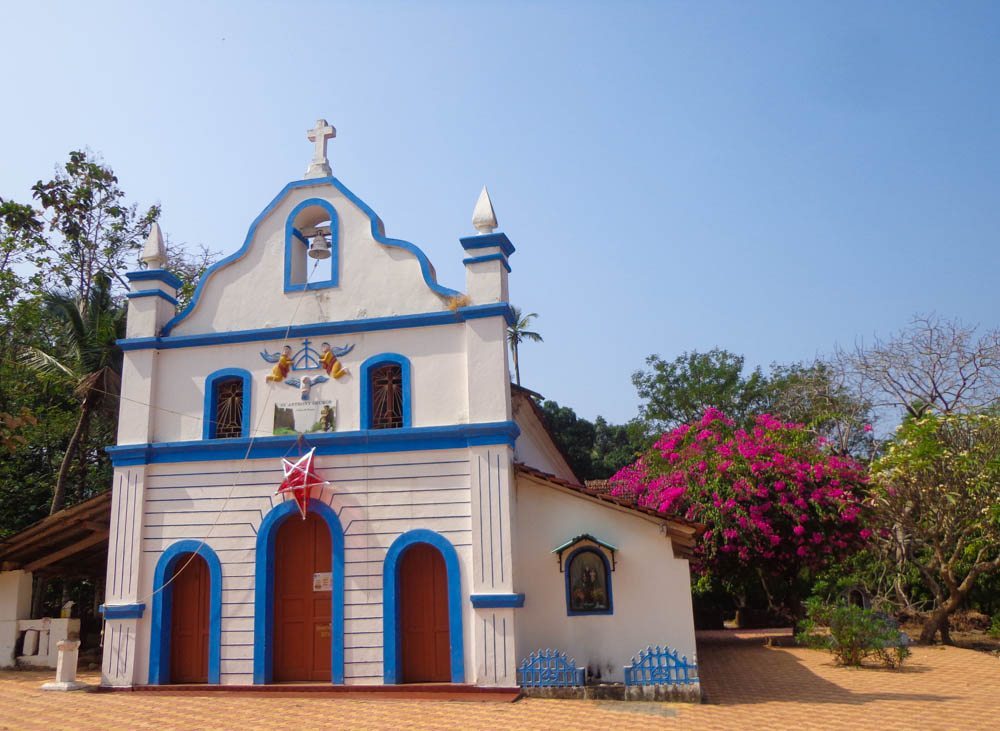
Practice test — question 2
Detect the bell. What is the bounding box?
[308,233,331,260]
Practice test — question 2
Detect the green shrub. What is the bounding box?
[990,614,1000,639]
[796,599,911,669]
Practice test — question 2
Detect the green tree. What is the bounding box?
[0,200,47,366]
[22,273,125,514]
[870,413,1000,643]
[32,150,159,301]
[539,400,596,480]
[632,349,771,435]
[591,416,643,478]
[507,307,542,387]
[537,401,643,482]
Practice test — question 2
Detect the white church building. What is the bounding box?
[99,120,701,689]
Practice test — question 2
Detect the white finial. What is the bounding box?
[140,222,167,269]
[305,119,336,178]
[472,186,498,234]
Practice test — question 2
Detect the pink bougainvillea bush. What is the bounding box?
[610,408,869,594]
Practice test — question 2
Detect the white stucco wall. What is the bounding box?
[512,397,578,483]
[171,181,450,336]
[513,475,698,682]
[135,324,475,443]
[102,447,520,687]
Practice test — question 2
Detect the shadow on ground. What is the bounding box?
[696,633,957,707]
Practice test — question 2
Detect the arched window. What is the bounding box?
[371,364,403,429]
[360,353,411,429]
[565,547,613,615]
[284,198,339,292]
[204,368,252,439]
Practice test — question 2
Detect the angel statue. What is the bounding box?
[320,342,353,378]
[263,345,293,382]
[284,374,329,400]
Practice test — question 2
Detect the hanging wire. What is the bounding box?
[117,259,325,605]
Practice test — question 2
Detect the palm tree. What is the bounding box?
[507,307,543,387]
[23,272,125,514]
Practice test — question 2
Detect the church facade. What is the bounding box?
[99,121,700,688]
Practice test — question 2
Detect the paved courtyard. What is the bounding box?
[0,634,996,730]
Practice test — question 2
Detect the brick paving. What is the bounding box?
[0,635,997,730]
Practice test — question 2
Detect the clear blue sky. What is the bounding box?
[2,2,998,423]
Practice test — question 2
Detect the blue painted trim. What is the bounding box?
[107,421,519,466]
[126,269,183,290]
[148,541,223,684]
[253,499,345,684]
[99,602,146,619]
[126,290,179,307]
[121,303,514,352]
[462,253,511,273]
[383,529,465,684]
[459,233,515,257]
[470,593,525,608]
[161,177,458,336]
[359,353,412,429]
[202,368,252,439]
[283,198,339,292]
[564,546,614,616]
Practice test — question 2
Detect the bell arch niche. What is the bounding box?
[284,198,340,291]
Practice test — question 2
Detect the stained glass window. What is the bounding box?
[214,378,244,438]
[370,364,403,429]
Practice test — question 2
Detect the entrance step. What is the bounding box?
[114,683,522,702]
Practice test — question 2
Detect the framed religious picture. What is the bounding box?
[565,548,613,615]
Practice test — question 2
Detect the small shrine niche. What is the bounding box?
[552,534,616,616]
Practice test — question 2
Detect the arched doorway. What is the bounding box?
[168,553,210,683]
[273,512,332,681]
[383,529,464,684]
[400,543,450,682]
[148,540,222,685]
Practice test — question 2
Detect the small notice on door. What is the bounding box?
[313,572,332,592]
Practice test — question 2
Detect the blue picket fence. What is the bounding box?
[623,646,698,687]
[517,649,586,688]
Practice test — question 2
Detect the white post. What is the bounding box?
[41,640,88,691]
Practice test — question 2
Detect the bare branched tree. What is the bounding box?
[769,361,876,458]
[836,314,1000,418]
[164,242,221,310]
[834,315,1000,627]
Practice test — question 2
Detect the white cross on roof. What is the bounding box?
[305,119,336,178]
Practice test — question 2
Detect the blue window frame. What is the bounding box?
[565,547,613,616]
[203,368,252,439]
[284,198,339,292]
[359,353,412,429]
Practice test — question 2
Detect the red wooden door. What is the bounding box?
[273,512,332,681]
[400,544,450,683]
[169,553,209,683]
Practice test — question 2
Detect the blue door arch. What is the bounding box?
[148,540,223,684]
[383,529,465,683]
[253,498,345,684]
